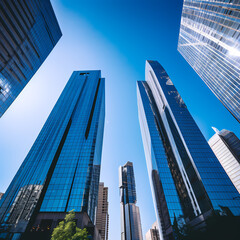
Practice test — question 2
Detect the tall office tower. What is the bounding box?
[137,60,240,240]
[119,162,143,240]
[209,128,240,194]
[178,0,240,122]
[0,71,105,240]
[145,221,160,240]
[0,0,62,117]
[96,182,109,240]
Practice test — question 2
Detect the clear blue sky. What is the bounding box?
[0,0,240,239]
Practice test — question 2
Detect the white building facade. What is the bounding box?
[209,129,240,194]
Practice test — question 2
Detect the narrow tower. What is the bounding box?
[119,162,143,240]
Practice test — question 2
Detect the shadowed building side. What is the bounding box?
[0,0,62,117]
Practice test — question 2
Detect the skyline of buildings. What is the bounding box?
[119,161,143,240]
[178,0,240,123]
[209,128,240,194]
[0,1,240,240]
[137,60,240,240]
[0,71,105,240]
[96,182,109,240]
[0,0,62,117]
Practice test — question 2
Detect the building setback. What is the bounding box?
[0,0,62,117]
[96,183,109,240]
[178,0,240,122]
[119,162,143,240]
[209,128,240,194]
[137,60,240,240]
[0,71,105,240]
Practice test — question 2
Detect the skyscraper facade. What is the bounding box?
[209,128,240,193]
[0,0,62,117]
[137,60,240,240]
[119,162,143,240]
[178,0,240,122]
[96,182,109,240]
[0,71,105,240]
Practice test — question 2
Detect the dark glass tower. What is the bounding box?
[119,162,143,240]
[0,71,105,240]
[137,60,240,240]
[0,0,62,117]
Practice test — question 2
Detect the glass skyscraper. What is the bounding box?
[178,0,240,122]
[209,128,240,193]
[0,71,105,240]
[0,0,62,117]
[119,162,143,240]
[137,60,240,240]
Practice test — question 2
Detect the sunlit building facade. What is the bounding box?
[178,0,240,122]
[96,183,109,240]
[0,71,105,240]
[145,221,160,240]
[119,162,143,240]
[0,0,62,117]
[137,60,240,240]
[209,128,240,194]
